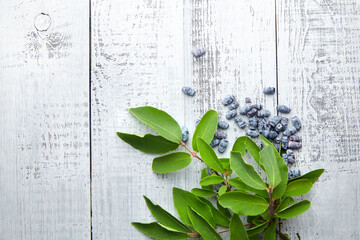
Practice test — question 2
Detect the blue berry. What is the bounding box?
[273,143,280,151]
[257,109,271,118]
[218,139,229,153]
[218,121,229,129]
[263,87,275,95]
[269,116,282,128]
[248,116,258,130]
[281,136,289,150]
[206,168,212,175]
[267,130,278,139]
[289,135,301,142]
[182,86,196,96]
[275,123,285,132]
[226,110,237,119]
[258,118,271,133]
[282,153,288,163]
[288,141,302,149]
[214,131,227,139]
[291,116,301,130]
[222,94,236,106]
[181,125,189,142]
[288,169,301,179]
[286,150,295,164]
[245,97,251,104]
[280,117,289,129]
[239,105,252,115]
[229,102,239,110]
[275,136,281,144]
[235,116,246,129]
[251,104,263,110]
[246,130,259,138]
[283,127,297,136]
[192,48,206,58]
[247,108,258,117]
[277,105,291,113]
[210,138,221,147]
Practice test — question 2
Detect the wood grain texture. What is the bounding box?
[91,0,276,239]
[0,1,90,239]
[277,0,360,238]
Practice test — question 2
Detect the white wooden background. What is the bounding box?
[1,0,360,239]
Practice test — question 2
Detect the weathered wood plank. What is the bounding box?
[91,0,277,239]
[277,0,360,238]
[91,1,186,239]
[0,1,90,239]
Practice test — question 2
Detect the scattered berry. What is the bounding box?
[235,116,246,129]
[281,136,289,150]
[222,94,236,106]
[263,87,275,95]
[247,108,258,117]
[248,116,258,130]
[245,97,252,104]
[286,150,295,164]
[210,138,221,147]
[288,169,301,179]
[251,104,262,110]
[229,102,239,110]
[182,87,196,96]
[269,116,282,128]
[288,141,302,149]
[246,130,259,138]
[218,121,229,129]
[280,117,289,129]
[257,109,271,118]
[291,116,301,130]
[192,48,206,58]
[277,105,291,113]
[214,131,227,139]
[239,105,252,115]
[226,110,237,120]
[289,135,301,142]
[181,125,189,142]
[218,139,229,153]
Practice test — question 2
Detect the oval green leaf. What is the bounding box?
[197,138,226,174]
[199,197,230,227]
[276,200,311,219]
[230,151,267,190]
[191,188,217,197]
[217,200,231,219]
[218,185,227,196]
[200,175,225,186]
[228,178,269,199]
[152,152,192,173]
[259,146,282,188]
[285,179,313,197]
[219,191,269,216]
[233,136,262,167]
[289,169,325,184]
[201,168,213,191]
[187,206,222,240]
[219,158,232,175]
[129,106,182,143]
[230,214,249,240]
[173,188,215,227]
[275,197,294,213]
[117,132,179,154]
[131,222,190,240]
[143,196,191,233]
[247,222,268,236]
[263,222,276,240]
[192,110,218,152]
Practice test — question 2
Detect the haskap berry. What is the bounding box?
[291,116,301,130]
[269,116,282,128]
[245,97,252,104]
[251,104,262,110]
[182,86,196,96]
[229,102,239,110]
[222,94,236,106]
[235,116,246,129]
[247,108,258,117]
[248,116,258,130]
[192,48,206,58]
[289,135,301,142]
[257,109,271,118]
[226,110,237,120]
[214,131,227,139]
[286,150,295,164]
[210,138,221,148]
[218,139,229,153]
[246,130,259,138]
[239,105,252,115]
[277,105,291,113]
[181,125,189,142]
[218,121,229,129]
[263,87,275,95]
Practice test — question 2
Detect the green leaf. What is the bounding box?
[152,152,192,173]
[187,206,222,240]
[285,179,313,197]
[219,158,232,175]
[143,196,191,233]
[276,200,311,219]
[116,132,179,154]
[218,185,227,196]
[191,188,217,197]
[173,188,215,227]
[219,191,269,216]
[289,169,325,184]
[217,200,231,218]
[230,214,249,240]
[275,197,294,213]
[259,146,281,188]
[263,222,276,240]
[247,222,268,236]
[199,197,230,227]
[200,175,225,186]
[192,110,218,152]
[232,136,262,167]
[197,138,226,174]
[129,106,182,143]
[201,168,213,191]
[131,222,190,240]
[228,178,269,199]
[230,151,267,190]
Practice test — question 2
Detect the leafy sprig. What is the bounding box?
[118,106,324,240]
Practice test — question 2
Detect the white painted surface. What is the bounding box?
[0,1,90,239]
[1,0,360,239]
